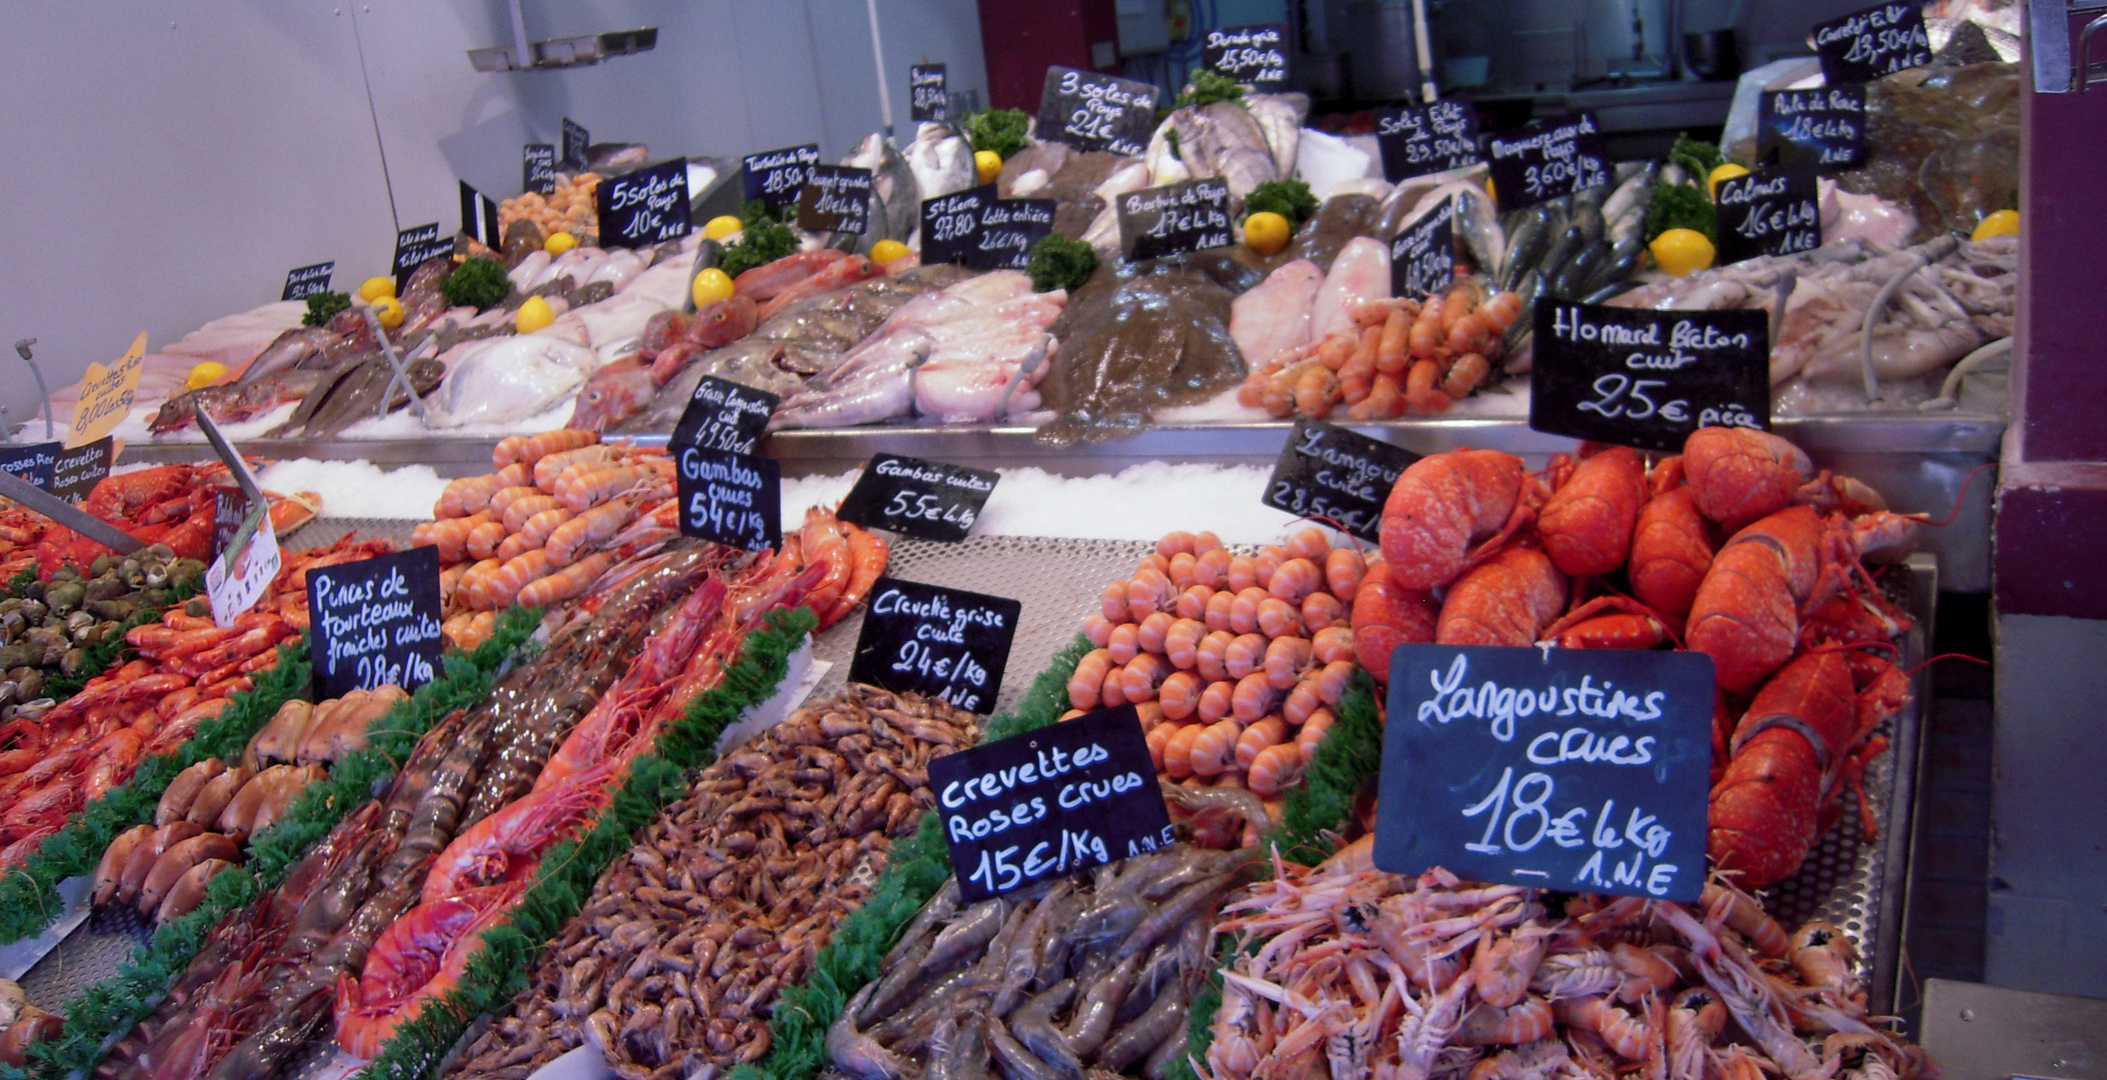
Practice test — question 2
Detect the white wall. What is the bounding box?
[0,0,986,426]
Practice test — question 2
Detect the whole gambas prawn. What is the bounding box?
[1349,427,1925,889]
[0,537,384,869]
[1205,848,1933,1080]
[92,546,726,1080]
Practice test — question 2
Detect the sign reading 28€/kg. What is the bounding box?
[1263,419,1420,544]
[675,446,781,551]
[306,546,445,699]
[837,454,998,542]
[928,703,1173,902]
[850,577,1020,715]
[1374,645,1713,901]
[1530,303,1770,452]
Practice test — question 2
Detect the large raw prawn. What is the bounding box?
[333,881,527,1058]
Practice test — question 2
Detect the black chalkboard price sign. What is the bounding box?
[911,63,949,122]
[850,576,1021,715]
[1530,303,1770,452]
[596,158,691,249]
[975,198,1056,270]
[1390,197,1456,301]
[523,143,557,195]
[1203,23,1289,85]
[281,261,335,302]
[1117,178,1234,261]
[1486,114,1610,211]
[838,454,999,543]
[675,445,781,551]
[921,185,994,267]
[51,438,113,503]
[307,545,445,699]
[392,223,451,291]
[672,375,779,455]
[459,180,502,248]
[561,118,590,171]
[1263,419,1420,544]
[1715,168,1821,265]
[1374,645,1713,901]
[1757,86,1866,169]
[797,165,875,235]
[1036,66,1161,157]
[1377,98,1483,183]
[743,144,822,209]
[0,443,57,492]
[928,703,1174,902]
[1813,2,1931,85]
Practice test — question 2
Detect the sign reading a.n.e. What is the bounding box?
[1036,66,1160,157]
[1117,179,1234,262]
[1374,645,1713,901]
[1203,23,1289,85]
[596,158,692,248]
[1812,2,1931,85]
[849,576,1020,714]
[1485,114,1610,211]
[1714,168,1821,265]
[307,546,444,699]
[1262,419,1420,544]
[928,704,1173,902]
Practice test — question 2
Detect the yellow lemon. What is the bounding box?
[1708,163,1750,199]
[974,150,1003,184]
[692,267,734,307]
[372,296,405,330]
[869,239,911,265]
[358,276,396,302]
[184,362,227,391]
[544,230,578,255]
[704,214,744,241]
[1486,177,1496,205]
[515,295,555,334]
[1243,211,1292,256]
[1972,209,2019,241]
[1649,228,1716,277]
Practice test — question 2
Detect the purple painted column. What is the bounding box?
[1994,12,2107,618]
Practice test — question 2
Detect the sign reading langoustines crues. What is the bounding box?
[1376,99,1483,183]
[849,576,1020,714]
[1036,66,1161,157]
[1714,167,1821,265]
[1263,419,1420,544]
[929,703,1173,902]
[307,545,445,699]
[1374,645,1713,901]
[1758,86,1866,168]
[1203,23,1289,85]
[671,375,779,455]
[674,445,781,551]
[797,165,875,235]
[1485,113,1610,211]
[282,262,335,302]
[1812,1,1931,85]
[911,63,949,123]
[837,453,998,543]
[1390,197,1456,301]
[1117,178,1234,261]
[743,144,822,209]
[596,158,691,249]
[1529,303,1770,452]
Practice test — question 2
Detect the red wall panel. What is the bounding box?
[977,0,1120,111]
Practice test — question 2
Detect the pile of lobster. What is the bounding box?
[34,464,319,579]
[1352,427,1920,888]
[0,535,390,869]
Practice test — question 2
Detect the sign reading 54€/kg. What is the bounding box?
[849,577,1020,715]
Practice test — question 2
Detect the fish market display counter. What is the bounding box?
[116,412,2005,590]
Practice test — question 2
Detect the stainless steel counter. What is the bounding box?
[119,413,2004,590]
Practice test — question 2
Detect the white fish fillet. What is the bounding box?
[163,301,308,369]
[1309,238,1392,340]
[1231,260,1324,368]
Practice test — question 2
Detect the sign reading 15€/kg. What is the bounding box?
[307,545,444,699]
[849,577,1020,714]
[675,446,781,551]
[928,703,1173,902]
[1374,645,1713,901]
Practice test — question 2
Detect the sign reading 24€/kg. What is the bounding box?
[850,576,1020,714]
